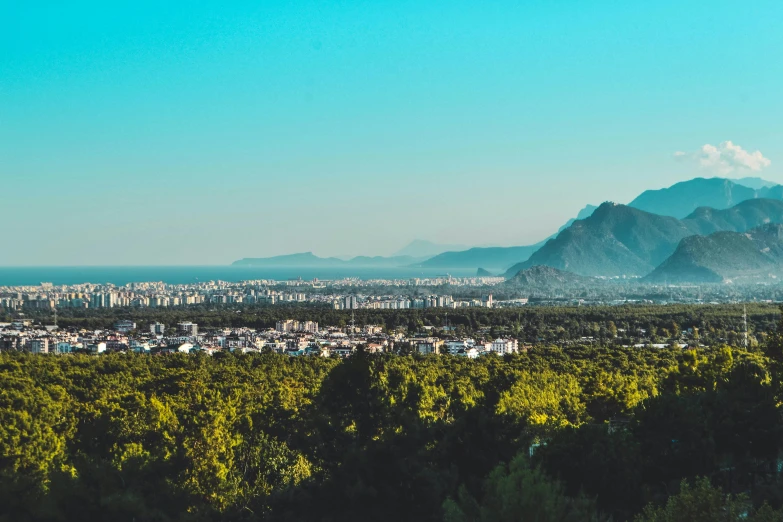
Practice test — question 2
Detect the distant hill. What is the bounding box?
[505,265,594,288]
[732,177,778,190]
[392,240,469,259]
[416,243,546,271]
[504,198,783,278]
[629,177,763,218]
[416,204,598,271]
[476,268,494,277]
[502,266,600,297]
[233,252,424,267]
[646,223,783,283]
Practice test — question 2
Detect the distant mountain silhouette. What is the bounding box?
[415,244,546,271]
[392,240,469,259]
[233,252,425,267]
[417,205,598,271]
[628,177,765,218]
[555,204,599,234]
[732,177,778,190]
[646,223,783,283]
[233,178,783,281]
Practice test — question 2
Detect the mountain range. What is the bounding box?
[233,177,783,283]
[505,198,783,278]
[412,204,598,271]
[628,177,783,218]
[232,252,427,268]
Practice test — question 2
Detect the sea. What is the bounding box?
[0,266,479,287]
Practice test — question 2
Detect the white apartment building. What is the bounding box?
[490,338,518,355]
[178,322,199,337]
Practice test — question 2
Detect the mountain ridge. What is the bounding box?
[628,177,783,218]
[646,223,783,283]
[504,198,783,278]
[232,252,426,268]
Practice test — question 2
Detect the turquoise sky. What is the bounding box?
[2,0,782,265]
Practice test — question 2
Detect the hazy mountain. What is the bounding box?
[505,198,783,278]
[556,204,599,234]
[347,255,428,266]
[646,223,783,283]
[476,268,494,277]
[233,252,424,267]
[732,177,778,190]
[629,177,760,218]
[417,204,598,271]
[392,240,469,258]
[759,185,783,199]
[685,198,783,235]
[416,244,546,271]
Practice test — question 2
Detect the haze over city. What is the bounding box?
[3,0,782,265]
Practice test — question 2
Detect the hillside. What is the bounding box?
[504,265,596,293]
[645,223,783,283]
[554,204,599,234]
[505,203,697,277]
[685,198,783,235]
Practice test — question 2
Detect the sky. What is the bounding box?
[2,0,783,265]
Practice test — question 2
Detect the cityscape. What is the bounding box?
[0,276,509,312]
[0,314,523,358]
[4,1,783,521]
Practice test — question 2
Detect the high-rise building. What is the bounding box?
[114,320,137,333]
[276,320,295,333]
[300,321,318,333]
[150,322,166,335]
[90,293,104,308]
[29,338,49,354]
[178,322,198,337]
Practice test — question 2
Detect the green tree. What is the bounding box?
[443,454,606,522]
[635,477,783,522]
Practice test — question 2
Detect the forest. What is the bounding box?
[6,324,783,521]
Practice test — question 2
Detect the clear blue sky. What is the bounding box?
[2,0,782,265]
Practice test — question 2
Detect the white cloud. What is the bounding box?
[677,141,771,174]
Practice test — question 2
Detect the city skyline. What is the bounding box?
[3,0,782,265]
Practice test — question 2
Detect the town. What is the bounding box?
[0,277,516,311]
[0,316,520,358]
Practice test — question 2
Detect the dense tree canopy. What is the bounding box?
[3,337,783,521]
